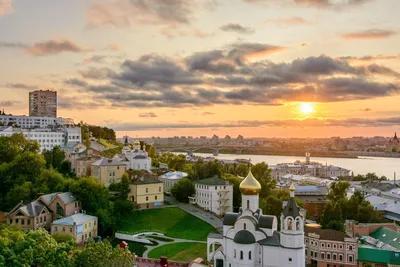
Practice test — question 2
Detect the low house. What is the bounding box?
[158,171,188,194]
[189,176,233,216]
[91,157,127,186]
[7,201,52,230]
[305,225,358,267]
[51,213,98,243]
[128,176,164,209]
[37,192,80,220]
[294,185,328,221]
[75,155,101,177]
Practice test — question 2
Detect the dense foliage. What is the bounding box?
[78,122,116,141]
[0,225,135,267]
[170,178,195,203]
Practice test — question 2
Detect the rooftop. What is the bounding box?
[305,226,351,241]
[92,157,126,167]
[132,176,163,185]
[159,171,188,180]
[370,227,400,250]
[52,213,97,226]
[39,192,77,205]
[196,176,229,186]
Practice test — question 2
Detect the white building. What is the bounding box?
[0,115,73,128]
[207,171,305,267]
[0,126,81,152]
[113,137,152,171]
[64,127,82,144]
[158,171,188,194]
[189,176,233,216]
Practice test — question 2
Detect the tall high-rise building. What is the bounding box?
[29,90,57,118]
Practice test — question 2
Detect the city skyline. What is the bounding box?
[1,0,400,138]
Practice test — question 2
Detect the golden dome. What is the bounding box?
[240,170,262,195]
[134,140,140,145]
[289,183,295,192]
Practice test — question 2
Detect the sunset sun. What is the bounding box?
[300,103,314,114]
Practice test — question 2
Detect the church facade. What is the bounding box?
[113,136,152,171]
[207,171,305,267]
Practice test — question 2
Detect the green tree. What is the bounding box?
[148,146,157,158]
[35,169,67,194]
[43,146,66,170]
[251,163,276,198]
[223,174,242,208]
[73,240,135,267]
[171,178,195,203]
[320,202,344,231]
[327,181,350,203]
[5,181,34,209]
[235,164,249,177]
[109,175,131,200]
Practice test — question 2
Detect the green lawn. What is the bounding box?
[98,138,119,149]
[111,239,150,257]
[118,207,218,241]
[148,242,207,262]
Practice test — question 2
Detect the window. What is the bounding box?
[247,200,250,209]
[322,243,325,247]
[244,223,246,230]
[234,249,236,258]
[333,254,337,260]
[321,253,325,259]
[63,227,65,232]
[21,219,25,225]
[44,216,46,222]
[146,188,148,193]
[70,227,72,233]
[349,245,353,251]
[27,219,30,225]
[55,226,58,232]
[333,244,337,249]
[349,255,353,262]
[155,196,158,200]
[40,217,42,223]
[146,196,148,201]
[240,251,243,260]
[289,258,292,262]
[215,186,217,190]
[339,244,343,249]
[249,251,252,260]
[75,202,78,208]
[339,254,343,261]
[159,187,161,192]
[327,253,331,260]
[327,244,331,248]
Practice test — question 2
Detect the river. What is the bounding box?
[180,152,400,179]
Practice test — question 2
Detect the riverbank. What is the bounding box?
[169,148,358,159]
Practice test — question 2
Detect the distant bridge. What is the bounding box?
[156,145,257,156]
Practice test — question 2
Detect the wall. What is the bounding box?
[93,165,126,185]
[129,183,164,209]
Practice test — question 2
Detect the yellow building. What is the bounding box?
[51,213,98,243]
[91,158,127,186]
[128,176,164,209]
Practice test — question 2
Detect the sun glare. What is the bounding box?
[300,103,314,114]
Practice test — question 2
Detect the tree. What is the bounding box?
[43,146,66,170]
[251,163,276,198]
[73,240,135,267]
[320,202,344,231]
[5,182,33,209]
[148,146,157,158]
[52,232,74,243]
[35,169,67,194]
[109,175,131,200]
[327,181,349,203]
[171,178,195,203]
[224,174,242,209]
[235,164,249,177]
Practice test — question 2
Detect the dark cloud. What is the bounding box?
[83,55,107,64]
[339,55,400,61]
[64,78,89,87]
[4,83,38,90]
[341,29,397,40]
[245,0,373,8]
[109,116,400,131]
[26,40,89,56]
[220,23,255,34]
[87,0,209,28]
[363,64,400,78]
[138,112,158,118]
[58,95,105,110]
[0,42,27,49]
[0,100,19,107]
[79,67,115,80]
[186,50,235,74]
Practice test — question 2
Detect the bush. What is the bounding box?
[52,232,74,243]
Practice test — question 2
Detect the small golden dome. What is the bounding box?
[134,140,140,145]
[240,170,262,195]
[289,183,295,192]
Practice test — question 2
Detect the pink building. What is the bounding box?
[37,192,80,220]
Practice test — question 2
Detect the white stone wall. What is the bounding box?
[195,183,233,216]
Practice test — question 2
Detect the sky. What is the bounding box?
[1,0,400,138]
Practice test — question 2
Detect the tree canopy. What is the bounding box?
[171,178,195,203]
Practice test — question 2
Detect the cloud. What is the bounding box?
[87,0,201,28]
[64,78,89,87]
[245,0,373,8]
[339,54,400,62]
[4,83,38,90]
[79,67,115,80]
[0,42,27,49]
[83,55,107,64]
[220,23,255,34]
[25,40,89,56]
[109,116,400,131]
[363,64,400,78]
[0,100,19,107]
[138,112,158,118]
[361,108,372,112]
[265,17,309,26]
[341,29,397,40]
[228,43,286,60]
[0,0,12,16]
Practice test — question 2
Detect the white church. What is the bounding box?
[113,136,152,171]
[207,171,305,267]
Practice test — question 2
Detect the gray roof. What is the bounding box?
[134,155,148,159]
[258,231,281,247]
[234,230,256,244]
[283,197,300,218]
[196,176,229,186]
[39,192,76,205]
[132,176,163,185]
[9,201,48,217]
[92,157,126,166]
[223,212,238,226]
[52,213,97,226]
[259,215,275,229]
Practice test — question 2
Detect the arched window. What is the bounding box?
[247,200,250,209]
[244,223,247,230]
[296,220,301,230]
[249,251,252,260]
[234,249,236,258]
[240,251,243,260]
[287,218,293,230]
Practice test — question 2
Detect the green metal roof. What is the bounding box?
[358,246,400,264]
[196,176,228,186]
[370,227,400,250]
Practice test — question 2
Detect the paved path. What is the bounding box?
[165,196,223,232]
[142,236,206,258]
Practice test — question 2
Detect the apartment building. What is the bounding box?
[29,90,57,117]
[51,213,98,243]
[189,176,233,216]
[75,155,101,177]
[7,201,52,230]
[0,115,73,128]
[128,176,164,209]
